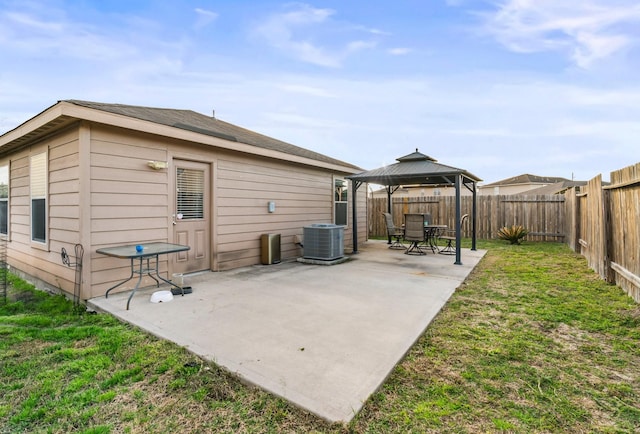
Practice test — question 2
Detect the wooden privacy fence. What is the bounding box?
[569,163,640,302]
[368,161,640,303]
[368,194,566,242]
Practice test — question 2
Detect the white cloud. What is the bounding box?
[0,1,192,84]
[346,40,377,52]
[252,4,338,67]
[262,111,349,129]
[0,13,136,61]
[550,120,640,140]
[354,25,391,36]
[443,128,512,137]
[0,5,159,61]
[572,31,627,67]
[278,83,337,98]
[194,8,218,29]
[2,66,637,183]
[564,87,640,106]
[481,0,640,68]
[4,11,64,32]
[1,1,638,185]
[252,3,379,67]
[388,47,412,55]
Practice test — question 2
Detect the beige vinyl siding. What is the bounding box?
[8,155,29,242]
[213,151,366,270]
[49,139,80,243]
[4,121,363,300]
[6,128,80,296]
[89,126,170,297]
[215,155,356,270]
[1,102,366,303]
[48,133,81,296]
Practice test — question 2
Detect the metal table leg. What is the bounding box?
[105,257,135,299]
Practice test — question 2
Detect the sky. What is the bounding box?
[1,0,639,184]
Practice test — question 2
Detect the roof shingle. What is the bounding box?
[65,100,361,170]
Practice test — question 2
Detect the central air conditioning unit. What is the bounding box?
[303,223,344,260]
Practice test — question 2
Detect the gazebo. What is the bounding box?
[346,149,482,265]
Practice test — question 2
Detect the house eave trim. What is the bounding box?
[1,101,358,174]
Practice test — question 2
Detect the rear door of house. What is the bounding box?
[172,159,211,274]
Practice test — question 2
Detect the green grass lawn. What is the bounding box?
[1,241,639,433]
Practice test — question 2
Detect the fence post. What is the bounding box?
[602,189,615,283]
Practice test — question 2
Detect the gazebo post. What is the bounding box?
[346,149,482,262]
[386,186,393,244]
[454,174,462,265]
[351,180,361,254]
[471,181,477,251]
[351,181,360,254]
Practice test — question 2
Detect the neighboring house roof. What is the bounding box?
[482,174,570,187]
[0,100,361,173]
[520,180,588,195]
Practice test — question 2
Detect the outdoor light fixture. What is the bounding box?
[147,161,169,170]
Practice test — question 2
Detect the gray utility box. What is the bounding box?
[261,233,281,265]
[303,223,344,260]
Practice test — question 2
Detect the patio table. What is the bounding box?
[97,242,190,310]
[424,224,447,253]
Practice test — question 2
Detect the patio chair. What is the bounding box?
[438,213,469,255]
[383,212,405,249]
[404,213,427,255]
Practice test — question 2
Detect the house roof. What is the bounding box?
[520,180,586,195]
[347,149,481,186]
[0,100,361,173]
[482,173,570,187]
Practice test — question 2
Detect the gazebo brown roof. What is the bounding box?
[347,149,482,264]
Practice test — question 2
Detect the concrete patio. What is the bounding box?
[88,240,486,423]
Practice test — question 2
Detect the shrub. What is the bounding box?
[497,225,528,245]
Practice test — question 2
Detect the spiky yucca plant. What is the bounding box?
[497,225,528,245]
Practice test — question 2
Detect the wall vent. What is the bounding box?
[303,224,344,260]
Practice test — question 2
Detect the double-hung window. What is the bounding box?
[0,165,8,236]
[31,152,47,243]
[334,178,348,226]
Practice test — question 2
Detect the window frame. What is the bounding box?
[176,166,205,220]
[333,176,348,227]
[0,163,8,238]
[30,152,48,246]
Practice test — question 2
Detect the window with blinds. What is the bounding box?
[0,165,8,235]
[30,152,47,243]
[176,167,204,220]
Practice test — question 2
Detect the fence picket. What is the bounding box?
[367,165,640,304]
[368,194,566,241]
